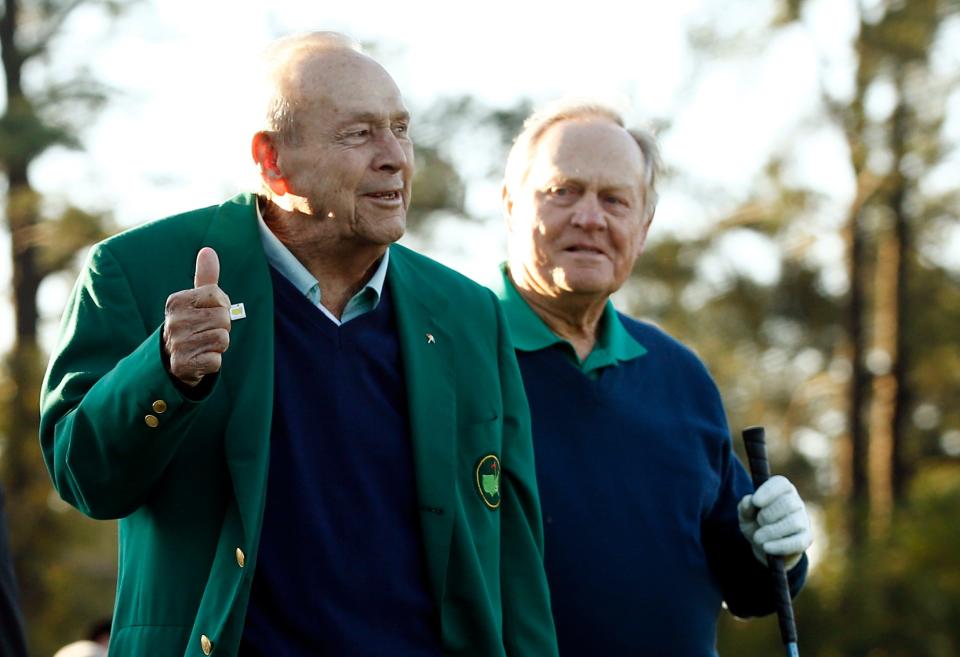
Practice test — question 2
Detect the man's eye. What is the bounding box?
[604,195,628,206]
[548,186,570,196]
[393,123,409,136]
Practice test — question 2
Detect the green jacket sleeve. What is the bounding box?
[40,242,214,520]
[492,290,560,657]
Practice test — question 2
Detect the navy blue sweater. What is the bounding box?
[239,268,442,657]
[517,314,806,657]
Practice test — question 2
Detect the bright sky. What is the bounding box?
[5,0,958,355]
[37,0,717,222]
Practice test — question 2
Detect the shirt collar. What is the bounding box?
[255,199,388,305]
[493,263,647,372]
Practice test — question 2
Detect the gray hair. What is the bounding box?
[503,100,662,220]
[260,31,363,145]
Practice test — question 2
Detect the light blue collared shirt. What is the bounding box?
[256,202,389,325]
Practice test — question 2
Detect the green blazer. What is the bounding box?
[40,194,558,657]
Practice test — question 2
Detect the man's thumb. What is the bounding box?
[194,247,220,288]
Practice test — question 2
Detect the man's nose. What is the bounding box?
[571,194,606,230]
[374,129,409,173]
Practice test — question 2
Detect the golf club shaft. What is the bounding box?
[742,426,799,657]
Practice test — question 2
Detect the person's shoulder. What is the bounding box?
[616,313,691,354]
[98,201,223,254]
[616,312,713,376]
[616,313,728,423]
[390,243,494,301]
[88,195,256,278]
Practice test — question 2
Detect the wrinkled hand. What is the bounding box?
[737,475,812,570]
[162,248,231,387]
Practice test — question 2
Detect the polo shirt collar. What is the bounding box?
[493,264,646,372]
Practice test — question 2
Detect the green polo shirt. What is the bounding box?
[493,265,647,377]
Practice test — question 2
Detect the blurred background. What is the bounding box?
[1,0,958,654]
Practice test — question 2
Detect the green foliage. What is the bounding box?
[0,98,79,170]
[408,144,466,229]
[402,96,535,237]
[35,204,113,276]
[417,97,532,191]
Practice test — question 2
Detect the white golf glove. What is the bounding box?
[737,475,812,570]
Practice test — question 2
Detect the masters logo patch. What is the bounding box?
[475,454,502,509]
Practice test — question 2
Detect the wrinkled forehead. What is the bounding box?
[527,119,646,189]
[283,49,407,118]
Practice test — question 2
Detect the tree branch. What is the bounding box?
[19,0,89,62]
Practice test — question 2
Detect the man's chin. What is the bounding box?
[370,216,406,246]
[349,210,406,244]
[553,269,617,296]
[382,214,406,243]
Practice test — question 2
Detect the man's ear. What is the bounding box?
[252,131,289,196]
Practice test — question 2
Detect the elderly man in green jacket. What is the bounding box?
[40,32,557,657]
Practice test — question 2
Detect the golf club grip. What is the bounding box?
[742,426,800,655]
[743,426,771,490]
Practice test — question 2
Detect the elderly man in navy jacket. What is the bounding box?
[494,101,814,657]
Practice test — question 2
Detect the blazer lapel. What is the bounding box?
[387,245,456,603]
[200,193,275,553]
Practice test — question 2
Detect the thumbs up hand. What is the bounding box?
[162,247,232,387]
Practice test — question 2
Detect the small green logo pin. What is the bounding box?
[475,454,501,509]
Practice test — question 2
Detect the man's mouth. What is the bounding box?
[365,190,402,201]
[565,245,605,254]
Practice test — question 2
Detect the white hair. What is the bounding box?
[259,31,364,145]
[503,99,662,220]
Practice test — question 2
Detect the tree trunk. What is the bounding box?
[3,115,59,650]
[846,201,871,548]
[1,0,69,642]
[867,217,898,535]
[889,76,911,505]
